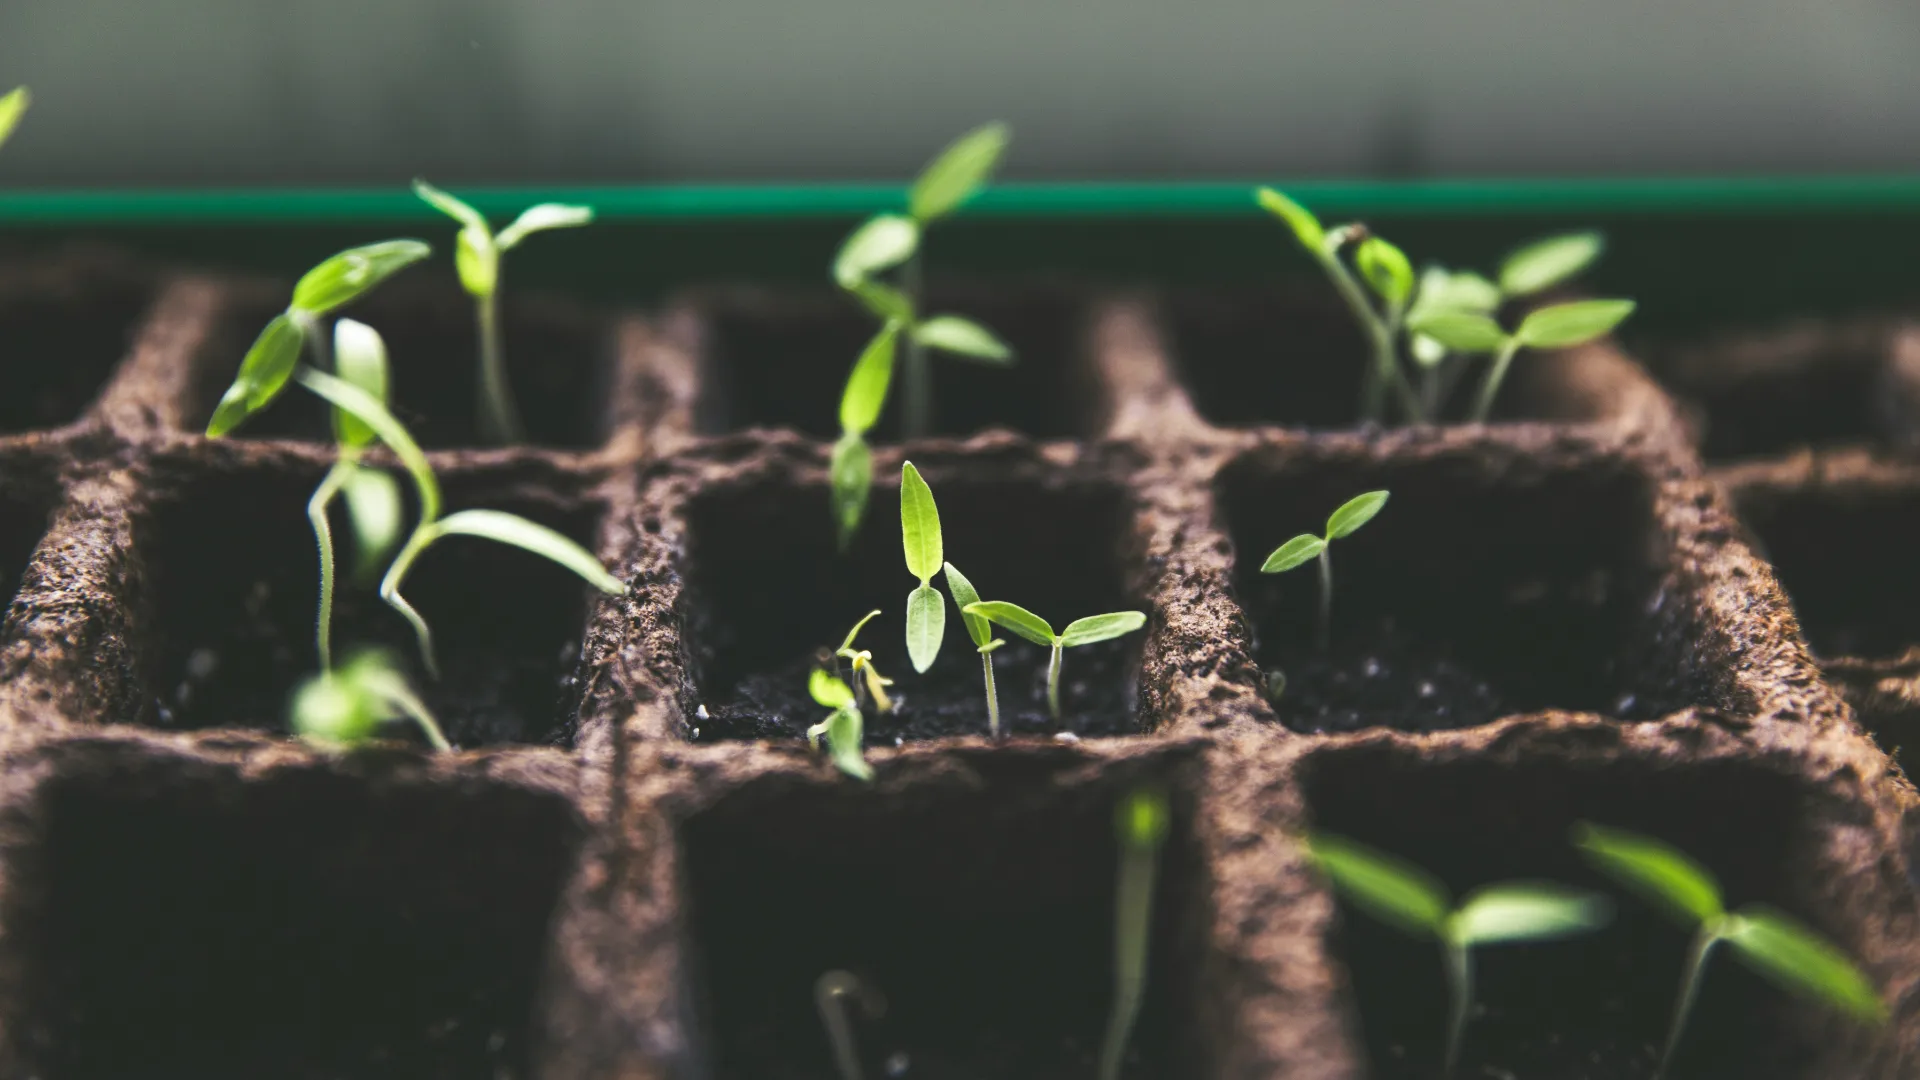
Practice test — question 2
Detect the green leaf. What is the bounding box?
[1410,334,1448,368]
[847,278,915,323]
[1261,534,1325,574]
[295,367,441,522]
[909,122,1010,221]
[830,432,873,550]
[496,203,593,249]
[1500,231,1604,297]
[1572,822,1724,925]
[1305,832,1449,937]
[411,178,489,233]
[834,214,920,287]
[290,669,381,748]
[1255,187,1325,251]
[962,601,1055,647]
[839,609,883,654]
[208,312,306,436]
[1724,908,1886,1023]
[943,561,993,648]
[810,668,857,709]
[1515,299,1636,350]
[1407,310,1508,354]
[341,465,403,577]
[913,316,1013,364]
[1059,611,1147,648]
[454,226,498,296]
[899,461,942,583]
[906,584,946,674]
[1116,787,1171,851]
[839,322,900,435]
[430,509,626,595]
[1326,490,1389,539]
[290,240,432,316]
[330,318,390,449]
[824,705,874,781]
[1356,237,1414,308]
[1412,266,1501,317]
[1450,884,1613,946]
[0,87,28,151]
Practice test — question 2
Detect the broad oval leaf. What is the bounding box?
[1059,611,1147,648]
[1500,231,1604,297]
[962,600,1055,647]
[834,214,920,287]
[910,122,1010,222]
[430,508,627,595]
[1356,237,1414,308]
[913,315,1013,364]
[290,670,381,748]
[1412,266,1501,318]
[331,318,390,449]
[207,312,306,436]
[295,367,441,522]
[1724,908,1886,1023]
[1326,490,1389,539]
[454,226,498,296]
[0,87,28,151]
[825,705,874,781]
[906,583,946,673]
[840,322,901,434]
[1572,822,1723,925]
[341,465,403,575]
[899,461,943,583]
[412,178,489,233]
[1255,187,1325,251]
[497,203,594,249]
[1450,883,1613,946]
[1117,787,1171,851]
[291,239,432,316]
[831,432,873,550]
[1407,310,1508,354]
[810,668,857,709]
[1306,832,1449,937]
[848,278,915,323]
[1515,299,1635,350]
[943,561,993,648]
[1261,534,1325,574]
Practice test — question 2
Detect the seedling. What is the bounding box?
[831,322,901,549]
[1574,823,1885,1078]
[289,647,449,751]
[1306,831,1613,1077]
[834,609,895,714]
[413,180,594,444]
[1411,296,1636,422]
[807,669,873,782]
[1100,786,1171,1080]
[962,601,1146,721]
[899,461,948,674]
[1261,490,1389,650]
[815,969,885,1080]
[0,86,29,153]
[942,560,1006,737]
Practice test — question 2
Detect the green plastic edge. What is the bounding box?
[3,176,1920,225]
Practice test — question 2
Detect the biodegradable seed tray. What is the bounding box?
[0,245,1911,1080]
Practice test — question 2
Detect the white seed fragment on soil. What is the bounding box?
[1362,656,1383,678]
[1053,731,1081,743]
[885,1051,910,1076]
[696,703,709,720]
[186,647,219,680]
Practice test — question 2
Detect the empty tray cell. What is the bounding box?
[134,459,605,746]
[10,756,579,1080]
[1217,443,1713,733]
[677,461,1144,741]
[0,251,157,432]
[677,752,1208,1079]
[691,287,1091,440]
[0,467,56,619]
[192,282,613,450]
[1302,743,1874,1079]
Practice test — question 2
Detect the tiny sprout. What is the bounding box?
[807,669,873,782]
[414,179,593,444]
[899,462,948,674]
[1261,489,1388,650]
[835,609,895,714]
[1574,823,1885,1078]
[961,601,1146,721]
[1410,296,1636,423]
[0,86,29,152]
[290,648,449,752]
[815,969,885,1080]
[942,560,1005,737]
[1100,786,1171,1080]
[1307,831,1612,1077]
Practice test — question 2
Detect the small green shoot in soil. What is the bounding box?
[835,609,895,714]
[815,969,885,1080]
[1574,822,1885,1078]
[807,669,873,782]
[414,179,593,444]
[899,461,948,674]
[1307,830,1612,1077]
[832,321,901,549]
[1261,490,1388,650]
[0,86,29,152]
[1101,785,1171,1080]
[290,647,449,752]
[1411,295,1636,423]
[962,601,1146,721]
[942,560,1005,737]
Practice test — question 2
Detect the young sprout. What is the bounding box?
[1100,786,1171,1080]
[899,461,948,674]
[835,609,895,714]
[413,180,593,444]
[290,648,449,751]
[0,86,29,152]
[1573,823,1885,1078]
[831,322,901,549]
[1410,296,1636,423]
[814,969,885,1080]
[1307,831,1613,1077]
[961,601,1146,721]
[807,669,873,782]
[942,560,1005,737]
[1261,490,1388,650]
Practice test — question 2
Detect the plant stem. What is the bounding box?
[1099,828,1162,1080]
[1471,337,1524,423]
[982,650,1001,738]
[1047,640,1064,721]
[1443,941,1472,1079]
[1316,545,1333,651]
[1318,246,1419,423]
[814,971,872,1080]
[901,252,931,439]
[1655,927,1723,1080]
[307,460,354,672]
[384,675,452,752]
[380,525,443,679]
[475,288,524,444]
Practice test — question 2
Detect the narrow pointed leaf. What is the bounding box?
[906,584,946,673]
[839,322,899,434]
[341,465,403,575]
[899,461,942,583]
[1451,884,1613,946]
[810,668,857,710]
[839,609,883,654]
[0,87,28,151]
[848,278,915,323]
[1515,299,1635,350]
[1500,231,1604,297]
[831,432,873,550]
[412,178,489,233]
[943,562,992,648]
[913,315,1013,364]
[497,203,593,250]
[331,318,390,449]
[825,706,874,781]
[1306,832,1449,937]
[1573,822,1724,925]
[1261,534,1325,574]
[910,122,1010,221]
[208,312,304,436]
[295,367,440,520]
[1326,490,1389,539]
[834,214,920,287]
[1356,236,1414,308]
[962,601,1055,647]
[1725,908,1886,1023]
[1255,187,1325,251]
[1407,310,1508,354]
[430,509,626,595]
[1060,611,1147,648]
[290,240,432,316]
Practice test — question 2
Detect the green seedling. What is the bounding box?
[962,601,1146,721]
[942,560,1005,737]
[290,647,449,751]
[1410,296,1635,423]
[899,461,948,674]
[815,969,885,1080]
[834,609,895,714]
[807,669,873,781]
[1261,490,1388,650]
[0,87,29,152]
[1100,786,1171,1080]
[413,180,593,444]
[831,321,902,549]
[1307,831,1613,1077]
[1574,823,1885,1077]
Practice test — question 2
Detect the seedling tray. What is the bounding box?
[0,182,1914,1079]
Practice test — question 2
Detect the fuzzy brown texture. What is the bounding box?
[0,258,1905,1078]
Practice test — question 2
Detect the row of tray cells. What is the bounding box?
[0,737,1871,1079]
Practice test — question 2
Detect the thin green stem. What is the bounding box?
[1047,640,1063,721]
[1419,363,1441,419]
[307,459,355,672]
[1318,246,1419,423]
[814,971,872,1080]
[1443,941,1473,1079]
[1655,927,1723,1080]
[1471,337,1525,423]
[982,650,1001,738]
[1316,545,1333,651]
[475,288,523,444]
[901,252,931,439]
[1099,837,1162,1080]
[380,524,442,679]
[383,676,452,752]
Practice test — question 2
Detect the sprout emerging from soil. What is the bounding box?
[1307,831,1613,1078]
[807,669,873,782]
[835,609,895,714]
[1101,785,1171,1080]
[832,322,901,549]
[413,179,593,444]
[942,560,1005,737]
[1261,489,1389,650]
[1574,822,1886,1078]
[961,601,1146,721]
[899,461,948,674]
[290,647,449,752]
[815,969,885,1080]
[1411,296,1636,423]
[0,86,29,152]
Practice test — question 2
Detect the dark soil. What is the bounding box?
[0,474,55,619]
[0,250,157,432]
[1262,626,1508,734]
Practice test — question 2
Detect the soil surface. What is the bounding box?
[0,248,157,432]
